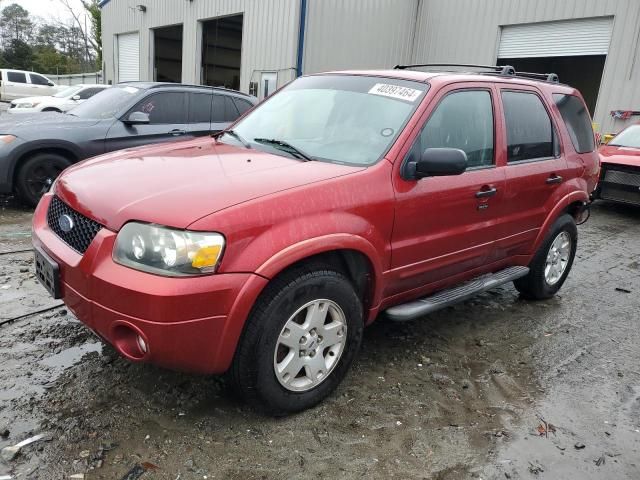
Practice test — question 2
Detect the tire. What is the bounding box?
[15,153,72,207]
[229,265,364,415]
[514,214,578,300]
[42,108,62,113]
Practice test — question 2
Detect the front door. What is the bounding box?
[496,87,571,257]
[388,85,506,297]
[105,91,188,152]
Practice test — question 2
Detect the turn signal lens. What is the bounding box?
[0,135,16,144]
[191,245,223,270]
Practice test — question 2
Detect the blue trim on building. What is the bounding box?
[296,0,307,77]
[98,0,111,7]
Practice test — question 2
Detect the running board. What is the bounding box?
[385,266,530,322]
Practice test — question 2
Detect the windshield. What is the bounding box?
[609,125,640,148]
[53,85,83,98]
[68,85,140,119]
[229,75,428,165]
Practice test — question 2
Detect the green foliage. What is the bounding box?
[0,2,102,74]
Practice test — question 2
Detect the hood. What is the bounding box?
[56,137,363,231]
[0,112,99,132]
[599,144,640,168]
[11,95,56,104]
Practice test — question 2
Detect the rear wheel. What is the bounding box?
[15,153,71,207]
[229,265,363,415]
[514,214,577,300]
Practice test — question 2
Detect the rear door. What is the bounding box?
[496,86,571,257]
[104,91,188,152]
[389,84,507,296]
[186,91,213,137]
[3,71,31,100]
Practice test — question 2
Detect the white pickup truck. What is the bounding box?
[0,69,60,102]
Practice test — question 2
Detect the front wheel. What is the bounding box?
[229,266,363,415]
[514,214,578,300]
[15,153,71,207]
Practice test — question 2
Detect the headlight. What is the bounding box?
[113,223,225,276]
[0,135,16,144]
[16,102,37,108]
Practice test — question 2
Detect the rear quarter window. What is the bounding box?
[553,94,595,153]
[7,72,27,83]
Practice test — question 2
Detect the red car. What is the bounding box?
[595,124,640,206]
[32,66,599,414]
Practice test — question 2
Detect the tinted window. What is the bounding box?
[553,94,595,153]
[7,72,27,83]
[133,92,187,124]
[188,93,212,124]
[502,91,554,162]
[415,90,494,168]
[30,74,49,85]
[212,95,239,122]
[233,98,253,116]
[77,87,105,100]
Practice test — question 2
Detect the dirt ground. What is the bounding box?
[0,195,638,479]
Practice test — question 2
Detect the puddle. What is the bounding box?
[40,342,103,376]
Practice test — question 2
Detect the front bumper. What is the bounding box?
[32,194,268,374]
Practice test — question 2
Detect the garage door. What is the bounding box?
[498,17,613,58]
[118,32,140,82]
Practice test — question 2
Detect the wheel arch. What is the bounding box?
[11,143,80,188]
[531,191,588,254]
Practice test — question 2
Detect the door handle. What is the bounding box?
[546,174,563,185]
[475,186,497,198]
[169,129,186,136]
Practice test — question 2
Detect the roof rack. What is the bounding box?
[393,63,559,84]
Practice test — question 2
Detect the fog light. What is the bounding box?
[137,335,148,354]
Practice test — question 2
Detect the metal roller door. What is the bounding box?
[498,17,613,58]
[118,32,140,82]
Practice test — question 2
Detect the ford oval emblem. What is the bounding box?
[58,214,75,233]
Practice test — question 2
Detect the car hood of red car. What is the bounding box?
[599,144,640,168]
[55,137,364,231]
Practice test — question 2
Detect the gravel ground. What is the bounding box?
[0,195,638,479]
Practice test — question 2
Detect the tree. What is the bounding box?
[0,3,33,46]
[3,38,33,70]
[82,0,101,66]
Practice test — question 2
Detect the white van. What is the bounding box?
[0,69,60,102]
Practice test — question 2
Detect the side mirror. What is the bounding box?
[123,111,150,125]
[408,148,468,179]
[71,95,81,101]
[47,81,55,87]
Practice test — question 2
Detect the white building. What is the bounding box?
[101,0,640,134]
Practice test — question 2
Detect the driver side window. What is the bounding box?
[131,92,187,124]
[411,90,495,168]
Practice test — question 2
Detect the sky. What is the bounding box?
[6,0,88,24]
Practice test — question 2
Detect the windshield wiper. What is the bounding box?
[253,138,313,161]
[214,129,252,149]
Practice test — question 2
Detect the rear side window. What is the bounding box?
[553,94,595,153]
[188,93,212,124]
[30,74,49,86]
[133,92,187,124]
[212,95,240,122]
[7,72,27,83]
[416,89,494,168]
[502,91,554,162]
[233,98,253,116]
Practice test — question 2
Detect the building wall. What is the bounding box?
[101,0,301,92]
[302,0,418,74]
[413,0,640,133]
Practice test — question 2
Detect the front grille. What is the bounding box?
[600,185,640,206]
[47,196,103,254]
[604,169,640,187]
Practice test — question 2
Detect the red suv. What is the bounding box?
[32,66,599,414]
